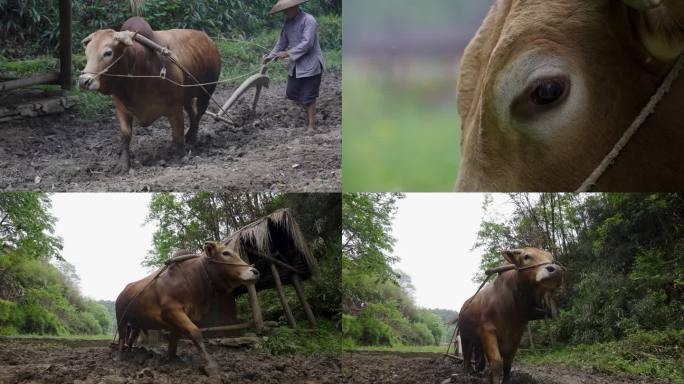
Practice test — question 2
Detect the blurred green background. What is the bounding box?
[342,0,492,192]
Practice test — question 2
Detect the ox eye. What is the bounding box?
[530,79,566,106]
[524,254,531,261]
[103,50,113,58]
[222,251,230,256]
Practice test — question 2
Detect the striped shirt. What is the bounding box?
[267,10,325,78]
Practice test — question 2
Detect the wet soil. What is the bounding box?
[0,73,341,192]
[339,352,674,384]
[0,340,672,384]
[0,338,343,384]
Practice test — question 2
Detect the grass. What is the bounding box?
[518,330,684,384]
[351,344,447,354]
[0,333,113,341]
[342,66,461,192]
[254,321,345,356]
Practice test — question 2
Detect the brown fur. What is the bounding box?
[115,241,258,376]
[458,248,562,384]
[456,0,684,191]
[79,17,221,173]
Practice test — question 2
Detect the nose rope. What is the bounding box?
[577,53,684,192]
[82,53,125,80]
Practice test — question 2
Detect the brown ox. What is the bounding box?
[79,17,221,173]
[458,248,562,384]
[456,0,684,191]
[115,241,259,376]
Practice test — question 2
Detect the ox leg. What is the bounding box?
[481,327,503,384]
[168,110,186,159]
[184,97,207,146]
[462,339,473,374]
[167,332,180,359]
[502,355,513,384]
[113,98,133,174]
[127,327,140,349]
[162,309,218,376]
[117,322,127,352]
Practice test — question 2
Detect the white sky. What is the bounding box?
[391,193,514,312]
[50,193,155,301]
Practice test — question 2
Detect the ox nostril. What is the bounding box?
[546,265,556,273]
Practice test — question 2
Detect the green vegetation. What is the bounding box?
[342,74,460,192]
[0,193,113,337]
[342,194,451,348]
[352,344,445,354]
[520,330,684,383]
[0,0,340,57]
[255,320,347,356]
[474,193,684,382]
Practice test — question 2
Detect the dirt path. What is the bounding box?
[0,340,670,384]
[339,352,674,384]
[0,338,343,384]
[0,72,341,192]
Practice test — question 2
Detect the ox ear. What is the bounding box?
[502,249,523,266]
[113,31,136,47]
[81,32,96,48]
[204,241,219,258]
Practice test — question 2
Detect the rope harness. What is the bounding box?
[112,253,253,345]
[577,53,684,192]
[82,34,278,119]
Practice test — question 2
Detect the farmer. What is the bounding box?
[263,0,325,131]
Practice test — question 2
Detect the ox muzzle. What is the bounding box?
[78,72,100,91]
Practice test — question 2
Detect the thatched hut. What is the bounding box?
[145,209,318,343]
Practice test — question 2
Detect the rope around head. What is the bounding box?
[577,53,684,192]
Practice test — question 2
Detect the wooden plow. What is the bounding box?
[205,63,271,126]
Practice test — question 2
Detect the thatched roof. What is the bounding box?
[223,209,318,293]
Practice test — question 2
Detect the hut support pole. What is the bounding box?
[270,264,297,329]
[291,274,316,328]
[59,0,72,90]
[246,283,264,334]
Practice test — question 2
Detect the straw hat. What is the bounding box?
[268,0,309,15]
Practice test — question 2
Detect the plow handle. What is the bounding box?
[485,264,517,276]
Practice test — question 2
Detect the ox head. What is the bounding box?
[79,30,136,94]
[502,247,562,288]
[204,241,260,284]
[456,0,684,191]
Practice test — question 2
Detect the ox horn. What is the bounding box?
[81,32,96,48]
[113,31,136,47]
[622,0,664,10]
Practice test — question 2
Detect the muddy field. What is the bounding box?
[0,339,671,384]
[0,73,341,192]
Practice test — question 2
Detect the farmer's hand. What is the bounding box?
[276,51,289,60]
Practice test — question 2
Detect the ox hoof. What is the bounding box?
[112,164,130,175]
[203,363,220,377]
[185,133,198,146]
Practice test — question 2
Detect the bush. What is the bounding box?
[0,0,341,58]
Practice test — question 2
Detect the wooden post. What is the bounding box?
[270,264,297,329]
[58,0,72,90]
[246,283,264,334]
[526,324,535,351]
[291,274,316,328]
